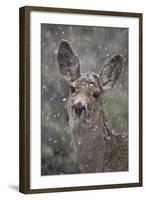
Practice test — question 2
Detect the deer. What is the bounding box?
[57,40,128,173]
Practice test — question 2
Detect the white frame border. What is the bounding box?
[30,10,140,189]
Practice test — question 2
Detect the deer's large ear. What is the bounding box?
[100,55,123,91]
[57,40,80,82]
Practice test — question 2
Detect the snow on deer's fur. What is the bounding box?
[57,40,128,173]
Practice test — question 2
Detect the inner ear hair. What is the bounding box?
[57,40,80,82]
[100,54,123,90]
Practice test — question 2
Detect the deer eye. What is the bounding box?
[70,86,76,94]
[92,91,100,98]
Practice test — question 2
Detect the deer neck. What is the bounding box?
[69,99,113,172]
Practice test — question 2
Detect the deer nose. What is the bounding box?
[73,102,86,115]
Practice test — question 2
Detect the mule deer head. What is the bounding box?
[57,40,128,173]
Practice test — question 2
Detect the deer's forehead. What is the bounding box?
[72,73,102,89]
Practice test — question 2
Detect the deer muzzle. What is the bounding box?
[72,102,86,115]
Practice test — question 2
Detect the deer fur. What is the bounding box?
[57,40,128,173]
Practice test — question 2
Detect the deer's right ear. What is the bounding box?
[57,40,80,82]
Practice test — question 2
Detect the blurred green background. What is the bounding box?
[41,24,128,175]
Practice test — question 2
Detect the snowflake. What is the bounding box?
[62,98,67,102]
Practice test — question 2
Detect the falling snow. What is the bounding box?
[62,98,67,102]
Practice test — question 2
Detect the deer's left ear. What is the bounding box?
[100,55,123,91]
[57,40,80,82]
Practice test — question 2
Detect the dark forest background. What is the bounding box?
[41,23,128,175]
